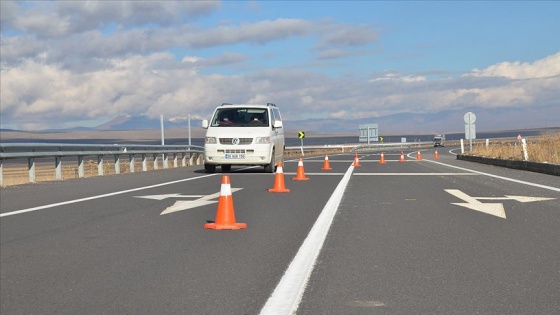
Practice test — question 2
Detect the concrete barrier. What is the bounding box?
[457,155,560,176]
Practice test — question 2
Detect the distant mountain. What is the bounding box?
[95,115,201,131]
[52,104,557,135]
[43,126,96,132]
[93,112,463,134]
[285,105,560,135]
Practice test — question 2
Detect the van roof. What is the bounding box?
[219,103,277,108]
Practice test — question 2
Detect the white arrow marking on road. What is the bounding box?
[159,188,242,215]
[445,189,506,219]
[476,195,556,203]
[135,193,204,200]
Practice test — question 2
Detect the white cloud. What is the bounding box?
[369,72,427,83]
[469,52,560,79]
[315,20,378,48]
[2,51,559,130]
[329,110,346,118]
[1,1,558,131]
[3,1,220,37]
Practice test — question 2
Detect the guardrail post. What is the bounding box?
[55,156,62,180]
[114,155,120,174]
[189,153,196,166]
[197,154,203,165]
[173,154,178,168]
[163,153,169,169]
[182,153,186,167]
[0,160,3,186]
[521,138,529,161]
[78,156,84,178]
[98,156,104,176]
[129,154,135,173]
[142,154,147,171]
[153,154,159,170]
[28,157,36,183]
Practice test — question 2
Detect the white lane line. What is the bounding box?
[425,160,560,192]
[0,173,218,218]
[283,172,346,176]
[260,165,355,315]
[354,173,478,176]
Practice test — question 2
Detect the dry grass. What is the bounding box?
[467,134,560,164]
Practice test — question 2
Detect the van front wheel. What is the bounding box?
[204,164,216,173]
[264,150,275,173]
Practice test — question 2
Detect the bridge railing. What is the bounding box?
[0,143,204,186]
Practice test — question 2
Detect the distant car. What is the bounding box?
[434,135,445,147]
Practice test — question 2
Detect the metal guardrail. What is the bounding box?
[0,143,204,186]
[285,144,355,154]
[351,142,427,152]
[285,141,440,155]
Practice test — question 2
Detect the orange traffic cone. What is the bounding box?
[434,150,439,160]
[399,151,406,162]
[292,158,309,180]
[268,162,290,193]
[352,153,361,167]
[379,152,387,164]
[321,154,332,170]
[416,151,422,160]
[204,175,247,230]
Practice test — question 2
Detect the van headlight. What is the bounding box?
[255,137,271,144]
[205,137,217,144]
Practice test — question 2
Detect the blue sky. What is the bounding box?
[1,1,559,132]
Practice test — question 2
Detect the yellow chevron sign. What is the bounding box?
[298,131,305,139]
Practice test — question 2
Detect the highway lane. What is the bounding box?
[298,150,560,314]
[1,156,346,314]
[1,149,559,314]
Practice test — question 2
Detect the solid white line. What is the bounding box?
[354,173,478,176]
[283,172,346,176]
[260,164,354,315]
[425,160,560,192]
[0,173,218,218]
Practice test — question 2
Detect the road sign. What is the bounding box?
[298,131,305,139]
[358,123,378,143]
[464,112,476,151]
[465,124,476,140]
[464,112,476,124]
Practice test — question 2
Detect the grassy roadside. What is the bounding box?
[465,134,560,164]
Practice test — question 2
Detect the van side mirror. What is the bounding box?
[202,120,209,129]
[272,120,283,128]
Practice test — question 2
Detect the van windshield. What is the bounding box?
[211,108,269,127]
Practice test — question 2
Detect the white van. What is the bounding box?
[201,103,285,173]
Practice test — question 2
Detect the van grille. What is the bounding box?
[225,149,246,154]
[219,138,253,145]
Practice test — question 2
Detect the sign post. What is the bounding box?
[464,112,476,151]
[298,131,305,156]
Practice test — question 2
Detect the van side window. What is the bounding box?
[271,108,282,127]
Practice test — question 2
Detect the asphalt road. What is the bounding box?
[1,148,559,314]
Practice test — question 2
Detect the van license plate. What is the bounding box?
[225,154,245,159]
